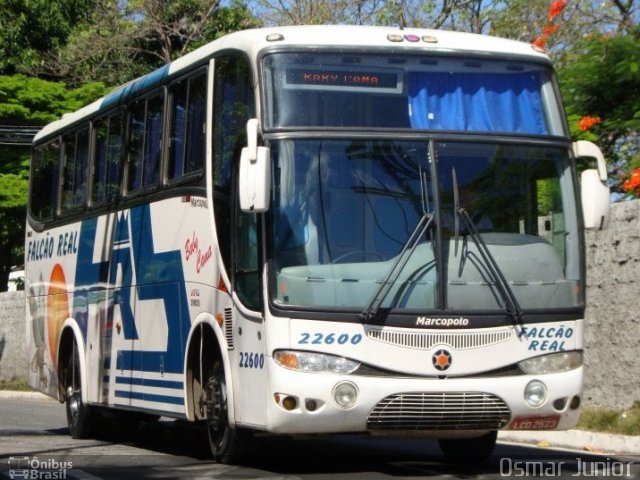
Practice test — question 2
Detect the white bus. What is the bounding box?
[26,25,610,463]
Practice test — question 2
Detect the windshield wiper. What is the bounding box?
[452,168,524,327]
[361,212,434,322]
[361,167,434,322]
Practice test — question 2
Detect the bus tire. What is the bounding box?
[63,340,94,439]
[438,430,497,463]
[203,358,251,464]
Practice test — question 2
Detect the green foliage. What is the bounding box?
[0,0,96,75]
[0,75,108,124]
[44,0,260,86]
[489,0,548,41]
[0,76,107,290]
[191,0,262,47]
[561,31,640,138]
[0,145,33,291]
[559,29,640,194]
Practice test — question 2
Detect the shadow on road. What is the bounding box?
[26,418,635,479]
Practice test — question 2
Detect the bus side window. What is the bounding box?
[168,79,188,179]
[31,141,61,221]
[127,93,164,193]
[106,114,124,201]
[143,95,163,187]
[62,133,78,211]
[236,212,260,309]
[93,114,124,205]
[168,72,206,180]
[93,119,109,204]
[185,73,206,175]
[127,100,146,192]
[62,128,89,212]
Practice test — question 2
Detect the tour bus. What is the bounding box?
[26,25,610,463]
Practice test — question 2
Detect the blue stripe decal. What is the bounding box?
[115,390,184,406]
[115,376,183,389]
[101,64,171,110]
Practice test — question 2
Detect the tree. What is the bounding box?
[251,0,497,30]
[0,0,96,75]
[558,28,640,197]
[0,145,29,292]
[42,0,261,86]
[0,75,108,291]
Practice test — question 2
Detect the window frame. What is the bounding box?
[124,88,167,198]
[60,127,90,215]
[30,139,62,222]
[89,109,126,208]
[28,61,211,231]
[166,67,208,187]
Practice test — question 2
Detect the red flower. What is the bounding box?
[548,0,568,20]
[578,115,602,131]
[543,24,559,36]
[532,35,548,49]
[623,168,640,195]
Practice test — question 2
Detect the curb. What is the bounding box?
[0,390,53,401]
[499,430,640,456]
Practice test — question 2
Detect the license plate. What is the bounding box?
[510,415,561,430]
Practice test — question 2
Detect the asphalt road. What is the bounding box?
[0,396,637,479]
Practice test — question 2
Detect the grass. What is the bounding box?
[577,402,640,436]
[0,378,34,391]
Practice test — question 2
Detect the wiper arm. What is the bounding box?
[361,212,434,322]
[452,168,524,326]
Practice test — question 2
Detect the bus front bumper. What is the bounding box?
[264,362,583,435]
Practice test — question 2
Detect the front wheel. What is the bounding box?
[63,341,94,439]
[438,430,497,463]
[202,359,251,464]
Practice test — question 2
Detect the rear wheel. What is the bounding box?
[63,340,94,439]
[202,359,251,464]
[438,431,497,463]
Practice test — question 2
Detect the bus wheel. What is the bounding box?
[438,430,497,463]
[64,341,94,439]
[202,359,249,463]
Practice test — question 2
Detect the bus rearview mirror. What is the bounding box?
[574,141,610,230]
[239,119,271,212]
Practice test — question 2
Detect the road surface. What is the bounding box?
[0,396,637,479]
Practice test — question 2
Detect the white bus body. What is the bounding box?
[26,26,609,462]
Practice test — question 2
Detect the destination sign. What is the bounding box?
[285,68,401,93]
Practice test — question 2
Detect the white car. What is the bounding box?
[8,269,24,291]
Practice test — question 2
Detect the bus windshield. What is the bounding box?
[270,139,581,313]
[263,52,566,136]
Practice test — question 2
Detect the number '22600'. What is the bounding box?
[298,333,362,345]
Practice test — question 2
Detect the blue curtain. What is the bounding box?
[408,72,548,134]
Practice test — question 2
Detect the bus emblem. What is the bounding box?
[432,349,452,371]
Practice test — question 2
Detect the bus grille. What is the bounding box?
[366,327,512,350]
[367,392,511,431]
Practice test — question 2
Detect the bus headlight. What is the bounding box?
[524,380,547,407]
[274,350,360,374]
[518,351,583,375]
[333,381,358,409]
